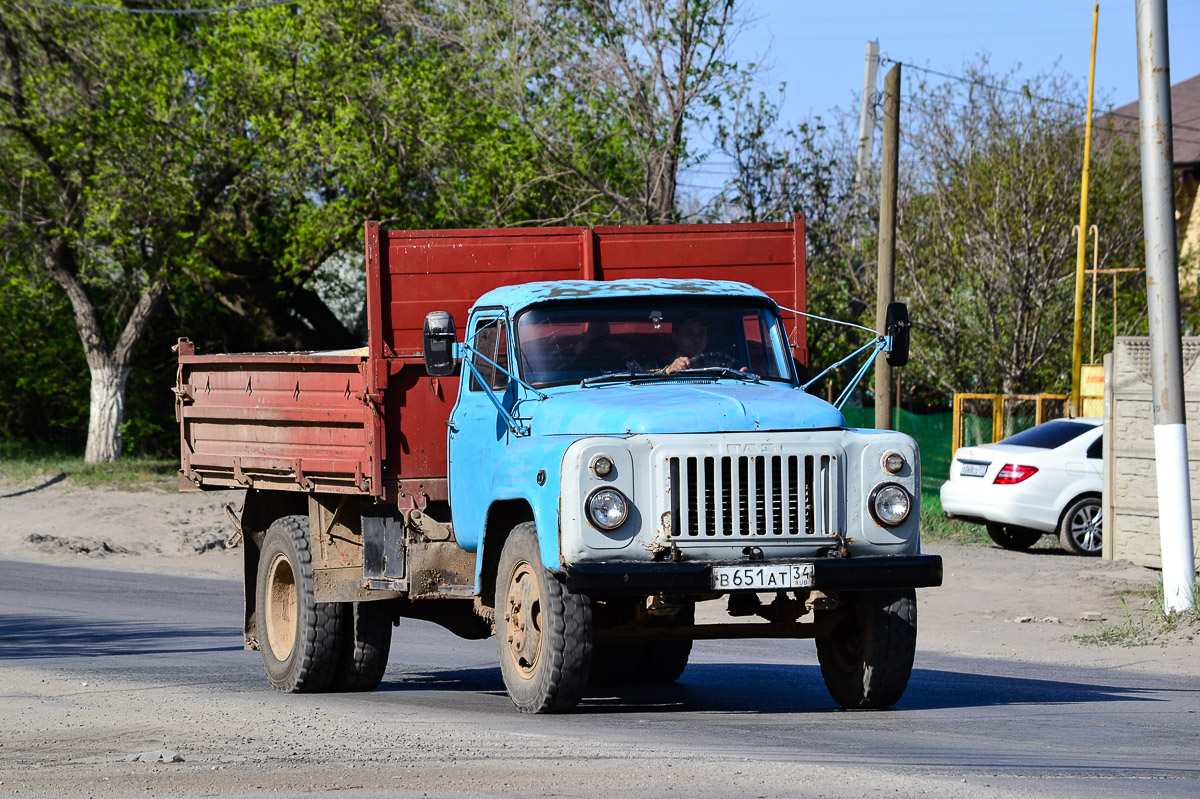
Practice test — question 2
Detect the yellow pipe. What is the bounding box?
[1089,224,1099,363]
[1071,2,1100,417]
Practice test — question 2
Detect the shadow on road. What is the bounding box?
[0,613,241,659]
[0,473,67,498]
[377,660,1166,714]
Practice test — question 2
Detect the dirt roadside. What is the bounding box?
[0,477,1194,675]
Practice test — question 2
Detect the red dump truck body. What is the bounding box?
[176,218,808,503]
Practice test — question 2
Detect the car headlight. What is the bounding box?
[870,483,911,527]
[586,487,629,530]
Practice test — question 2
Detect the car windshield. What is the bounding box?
[514,298,794,388]
[999,420,1097,449]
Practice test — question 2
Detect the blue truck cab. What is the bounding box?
[427,278,942,712]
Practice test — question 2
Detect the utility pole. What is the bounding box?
[875,64,900,431]
[1135,0,1196,612]
[854,41,880,194]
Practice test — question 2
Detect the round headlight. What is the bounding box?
[882,451,905,474]
[870,483,911,527]
[586,488,629,530]
[591,454,614,478]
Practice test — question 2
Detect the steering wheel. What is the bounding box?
[686,351,733,369]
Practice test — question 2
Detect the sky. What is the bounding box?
[732,0,1200,120]
[682,1,1200,199]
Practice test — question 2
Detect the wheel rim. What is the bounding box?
[502,560,543,679]
[264,553,298,659]
[1069,503,1102,552]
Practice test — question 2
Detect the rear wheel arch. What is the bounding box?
[1056,490,1102,533]
[478,499,535,607]
[1058,492,1103,556]
[240,489,308,650]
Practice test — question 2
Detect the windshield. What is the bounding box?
[514,298,795,387]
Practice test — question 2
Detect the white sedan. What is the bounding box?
[940,418,1103,555]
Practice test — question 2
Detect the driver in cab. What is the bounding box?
[662,316,708,374]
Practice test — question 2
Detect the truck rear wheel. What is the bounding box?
[815,589,917,710]
[256,516,344,693]
[331,601,393,692]
[496,523,592,713]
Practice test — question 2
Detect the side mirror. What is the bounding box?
[884,302,910,367]
[423,311,457,377]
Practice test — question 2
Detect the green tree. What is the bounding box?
[399,0,744,224]
[895,63,1145,401]
[1,0,751,458]
[707,84,876,390]
[1,5,209,461]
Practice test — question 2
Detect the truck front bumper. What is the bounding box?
[563,554,943,595]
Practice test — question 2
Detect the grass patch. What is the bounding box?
[0,440,176,491]
[1075,583,1200,647]
[919,487,990,546]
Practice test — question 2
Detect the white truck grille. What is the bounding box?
[665,452,839,541]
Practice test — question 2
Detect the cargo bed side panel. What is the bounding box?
[178,352,377,495]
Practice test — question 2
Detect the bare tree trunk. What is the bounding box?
[44,236,168,464]
[85,361,130,463]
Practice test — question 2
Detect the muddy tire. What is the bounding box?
[1058,496,1102,556]
[985,522,1043,551]
[815,589,917,710]
[496,523,592,713]
[331,600,393,692]
[256,516,344,693]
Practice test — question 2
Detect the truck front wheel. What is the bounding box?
[815,588,917,709]
[496,523,592,713]
[256,516,344,693]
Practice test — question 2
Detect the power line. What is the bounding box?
[881,57,1083,111]
[883,55,1200,138]
[36,0,304,14]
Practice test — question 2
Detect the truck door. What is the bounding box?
[447,313,513,551]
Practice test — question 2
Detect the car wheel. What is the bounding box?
[984,523,1043,551]
[1059,496,1102,556]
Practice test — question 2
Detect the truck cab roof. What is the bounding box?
[471,279,774,314]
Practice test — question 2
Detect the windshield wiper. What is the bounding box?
[676,367,761,382]
[580,371,661,386]
[581,367,761,386]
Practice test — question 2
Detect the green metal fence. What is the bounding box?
[842,407,953,490]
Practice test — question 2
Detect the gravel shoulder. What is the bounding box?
[0,476,1193,675]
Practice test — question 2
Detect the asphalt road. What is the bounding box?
[1,558,1197,798]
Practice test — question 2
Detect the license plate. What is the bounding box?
[711,563,815,591]
[960,461,988,477]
